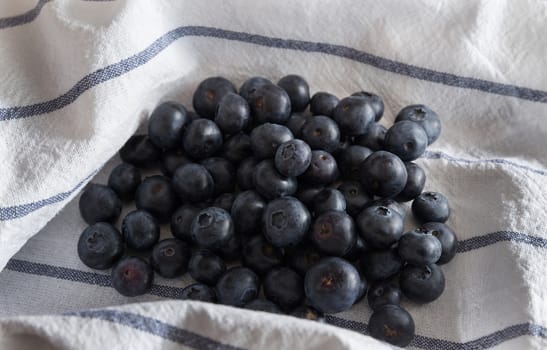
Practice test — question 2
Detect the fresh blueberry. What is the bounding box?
[286,113,311,138]
[215,267,260,307]
[222,133,252,163]
[343,236,368,262]
[191,207,234,250]
[337,181,373,217]
[135,175,178,222]
[253,160,297,200]
[355,275,369,304]
[218,233,242,261]
[294,185,325,207]
[395,104,441,145]
[336,145,372,180]
[311,211,356,257]
[351,91,384,121]
[367,281,402,311]
[182,119,223,159]
[160,149,192,177]
[213,193,235,212]
[368,198,407,221]
[359,247,403,281]
[215,93,251,135]
[264,267,304,311]
[236,157,258,191]
[250,123,294,160]
[148,101,189,150]
[310,92,339,117]
[181,283,217,303]
[357,205,404,249]
[188,250,227,286]
[300,116,340,153]
[290,305,325,323]
[107,163,141,201]
[249,83,292,125]
[313,188,346,215]
[384,120,428,161]
[77,222,123,269]
[412,191,450,223]
[170,205,200,242]
[244,299,282,314]
[231,190,266,236]
[277,74,310,112]
[172,163,215,203]
[396,162,426,202]
[79,184,122,225]
[239,76,272,102]
[122,210,160,251]
[333,96,375,136]
[150,238,190,278]
[301,150,339,186]
[304,257,361,314]
[360,151,407,198]
[119,135,160,168]
[287,244,322,276]
[354,123,387,151]
[398,228,442,266]
[111,256,153,297]
[274,139,312,177]
[242,235,284,275]
[400,264,445,303]
[192,77,236,119]
[263,196,311,248]
[368,304,415,347]
[200,157,235,195]
[422,222,457,264]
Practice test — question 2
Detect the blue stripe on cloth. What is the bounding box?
[0,0,50,29]
[457,231,547,253]
[65,309,243,350]
[0,169,98,221]
[1,26,546,122]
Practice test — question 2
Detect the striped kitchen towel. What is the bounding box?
[0,0,546,349]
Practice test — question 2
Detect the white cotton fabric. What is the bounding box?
[0,0,546,349]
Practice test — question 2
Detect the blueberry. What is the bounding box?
[333,96,375,136]
[368,281,402,311]
[313,188,346,215]
[422,222,457,264]
[242,235,284,275]
[191,207,234,250]
[236,157,258,191]
[215,93,251,135]
[264,267,304,311]
[161,149,192,177]
[107,163,141,201]
[396,162,426,202]
[150,238,190,278]
[286,113,311,138]
[170,205,200,242]
[343,236,368,262]
[274,139,312,177]
[181,283,217,303]
[148,101,189,150]
[355,276,369,304]
[250,123,294,160]
[337,181,373,217]
[290,305,325,323]
[253,160,297,200]
[400,264,445,303]
[172,163,215,203]
[359,248,403,281]
[200,157,235,195]
[249,83,292,125]
[213,193,235,212]
[398,228,442,266]
[368,305,415,347]
[239,76,272,102]
[122,210,160,251]
[187,111,200,121]
[412,191,450,223]
[310,92,339,117]
[277,74,310,112]
[244,299,282,314]
[188,250,226,285]
[395,104,441,145]
[360,151,407,198]
[231,190,266,236]
[384,120,428,161]
[301,116,341,152]
[311,211,356,257]
[351,91,384,121]
[222,133,252,163]
[357,205,404,249]
[368,198,406,221]
[263,196,311,248]
[79,184,122,224]
[182,119,223,159]
[192,77,236,119]
[287,244,322,276]
[119,135,160,168]
[354,123,387,151]
[336,145,372,180]
[301,150,339,186]
[215,267,260,307]
[77,222,123,269]
[218,233,242,261]
[135,175,178,222]
[304,257,361,314]
[111,256,153,297]
[294,185,324,207]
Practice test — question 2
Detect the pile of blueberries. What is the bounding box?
[77,75,457,347]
